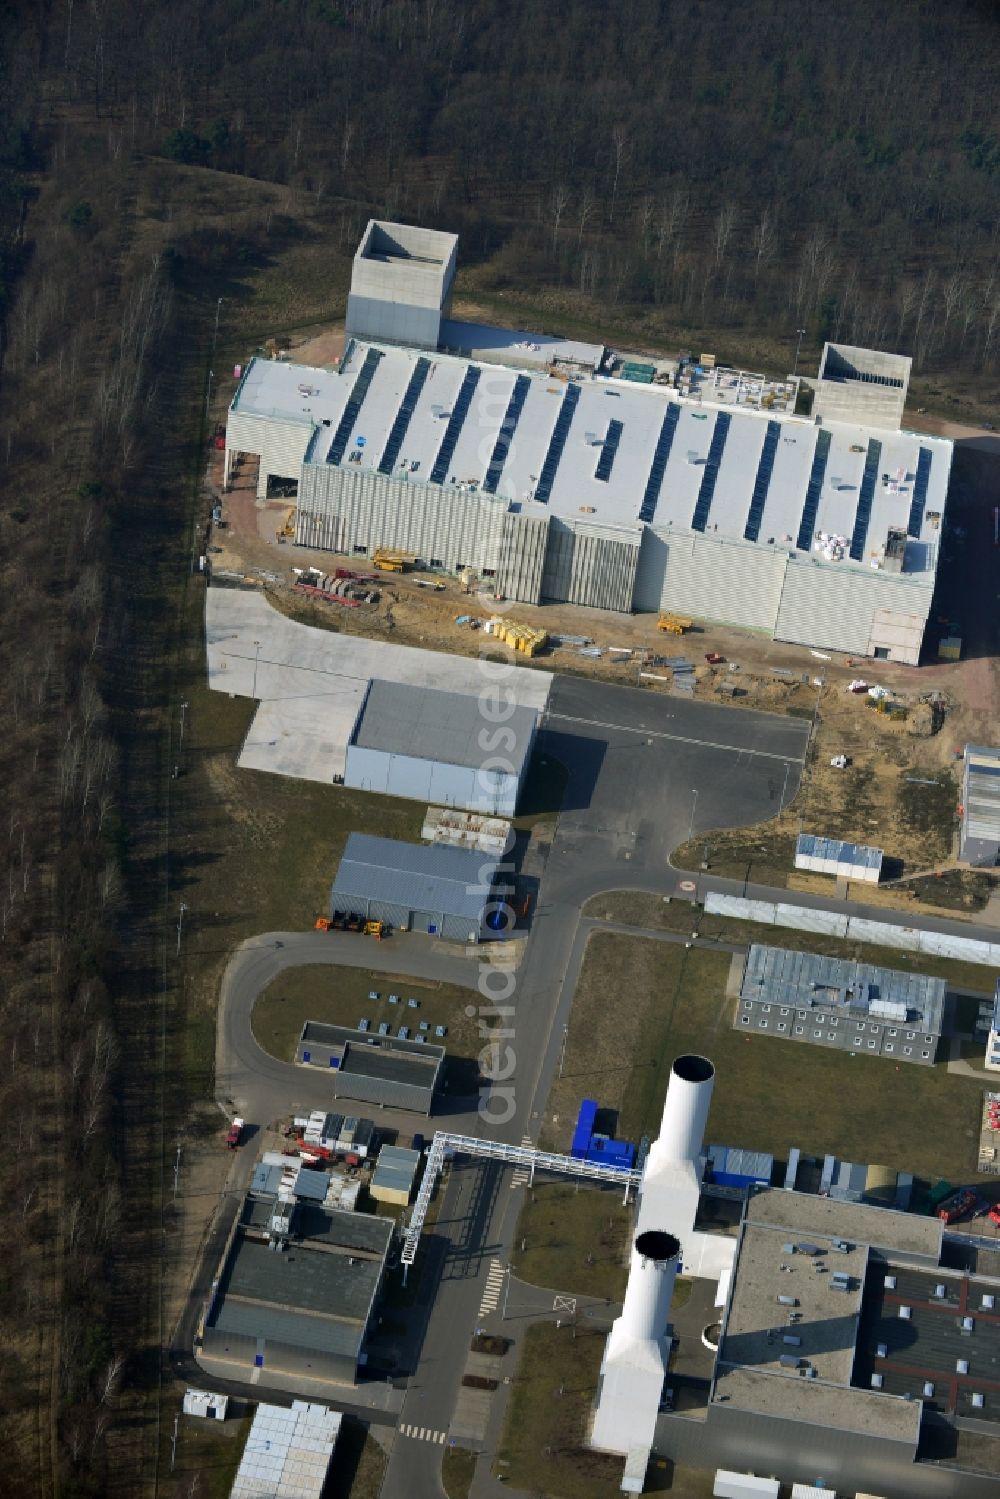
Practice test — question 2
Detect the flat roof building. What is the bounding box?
[795,833,884,883]
[345,679,537,819]
[331,832,504,942]
[226,225,954,664]
[199,1197,393,1388]
[230,1401,341,1499]
[653,1186,1000,1497]
[296,1023,444,1114]
[370,1144,421,1206]
[736,943,946,1064]
[961,745,1000,868]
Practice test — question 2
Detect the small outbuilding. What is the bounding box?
[331,832,505,941]
[961,744,1000,867]
[296,1024,444,1114]
[345,679,537,819]
[370,1145,421,1206]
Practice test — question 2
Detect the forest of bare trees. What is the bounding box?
[0,2,997,1495]
[51,0,1000,376]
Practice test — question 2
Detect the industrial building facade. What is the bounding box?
[735,944,945,1064]
[224,225,954,664]
[296,1022,444,1113]
[330,832,503,942]
[344,679,537,818]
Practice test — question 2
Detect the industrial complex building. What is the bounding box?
[224,221,954,663]
[735,943,946,1064]
[295,1021,445,1114]
[200,1188,393,1388]
[961,744,1000,867]
[344,679,537,818]
[588,1052,1000,1498]
[330,832,505,942]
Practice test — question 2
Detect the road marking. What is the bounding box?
[546,711,808,763]
[510,1135,534,1188]
[399,1423,448,1444]
[478,1258,506,1315]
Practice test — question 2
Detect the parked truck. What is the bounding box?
[226,1116,245,1150]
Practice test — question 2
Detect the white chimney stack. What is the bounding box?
[650,1053,715,1165]
[617,1230,681,1346]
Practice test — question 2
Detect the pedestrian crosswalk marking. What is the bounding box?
[399,1423,447,1444]
[478,1257,505,1315]
[510,1135,534,1188]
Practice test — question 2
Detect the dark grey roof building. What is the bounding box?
[962,745,1000,868]
[296,1023,445,1114]
[331,832,504,942]
[654,1188,1000,1499]
[735,944,946,1065]
[198,1196,393,1389]
[345,679,537,819]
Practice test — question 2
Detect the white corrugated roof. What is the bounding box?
[230,1401,341,1499]
[235,340,952,575]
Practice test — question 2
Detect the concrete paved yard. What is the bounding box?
[206,589,553,783]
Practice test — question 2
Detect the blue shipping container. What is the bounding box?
[571,1099,598,1159]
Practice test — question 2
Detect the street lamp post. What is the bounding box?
[501,1264,512,1321]
[557,1024,569,1079]
[793,327,807,378]
[213,296,223,354]
[688,788,699,844]
[205,369,215,422]
[252,640,261,699]
[176,902,188,958]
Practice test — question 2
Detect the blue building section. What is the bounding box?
[706,1143,773,1191]
[571,1099,598,1159]
[587,1136,636,1170]
[570,1098,635,1168]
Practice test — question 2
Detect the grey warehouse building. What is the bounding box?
[296,1022,444,1114]
[961,744,1000,867]
[331,832,504,942]
[345,678,537,819]
[224,223,955,664]
[199,1193,392,1387]
[735,943,945,1063]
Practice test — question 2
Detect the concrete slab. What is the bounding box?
[206,589,553,784]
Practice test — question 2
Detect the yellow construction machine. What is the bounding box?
[658,613,693,635]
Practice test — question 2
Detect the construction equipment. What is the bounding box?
[416,578,446,591]
[275,506,296,541]
[486,618,548,656]
[658,613,693,635]
[364,920,386,940]
[374,548,417,573]
[705,652,725,665]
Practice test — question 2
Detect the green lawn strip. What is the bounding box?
[511,1183,629,1301]
[495,1323,624,1498]
[441,1445,478,1499]
[159,1396,250,1499]
[551,933,986,1182]
[251,964,483,1062]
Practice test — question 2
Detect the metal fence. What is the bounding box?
[705,894,1000,966]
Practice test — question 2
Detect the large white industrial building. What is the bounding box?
[224,221,954,664]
